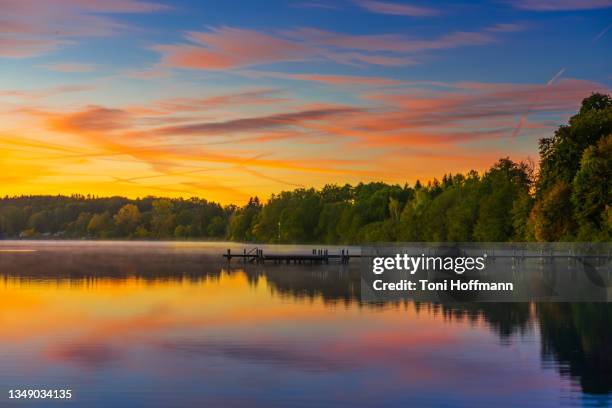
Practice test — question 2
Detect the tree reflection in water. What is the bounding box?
[247,264,612,397]
[0,246,610,397]
[538,303,612,395]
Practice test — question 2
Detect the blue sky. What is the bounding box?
[0,0,610,202]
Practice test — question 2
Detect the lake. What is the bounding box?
[0,241,610,407]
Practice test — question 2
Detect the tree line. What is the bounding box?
[0,196,228,240]
[1,93,610,243]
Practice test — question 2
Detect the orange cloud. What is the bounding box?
[4,75,608,203]
[0,85,92,100]
[355,129,512,148]
[49,106,133,133]
[18,102,374,202]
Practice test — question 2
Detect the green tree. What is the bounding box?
[0,205,27,236]
[511,191,535,241]
[474,159,532,242]
[174,224,191,238]
[207,216,226,237]
[151,199,176,238]
[388,197,401,223]
[228,197,261,241]
[0,95,608,245]
[28,210,52,233]
[134,226,150,238]
[530,182,574,241]
[316,202,350,244]
[532,93,611,241]
[446,173,480,241]
[571,135,611,240]
[398,188,431,241]
[114,204,141,237]
[68,212,93,237]
[87,212,115,238]
[537,93,612,196]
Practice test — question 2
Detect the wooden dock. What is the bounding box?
[223,247,611,266]
[223,248,358,264]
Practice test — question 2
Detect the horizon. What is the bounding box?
[0,169,494,205]
[1,0,611,205]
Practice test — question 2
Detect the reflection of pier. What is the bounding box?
[223,248,359,264]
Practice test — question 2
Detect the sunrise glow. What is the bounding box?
[1,0,610,204]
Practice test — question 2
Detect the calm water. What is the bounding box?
[0,241,610,407]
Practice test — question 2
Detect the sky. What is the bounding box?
[0,0,610,204]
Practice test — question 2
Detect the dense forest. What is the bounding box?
[1,93,610,243]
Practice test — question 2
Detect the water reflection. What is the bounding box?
[0,242,610,407]
[538,304,612,395]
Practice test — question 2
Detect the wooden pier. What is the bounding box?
[223,248,357,264]
[223,247,611,266]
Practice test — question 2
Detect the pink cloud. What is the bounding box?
[156,25,498,71]
[512,0,612,10]
[323,51,419,66]
[10,76,608,197]
[0,0,166,58]
[25,78,607,153]
[239,70,444,87]
[123,67,170,80]
[38,63,96,73]
[0,37,68,58]
[156,27,309,70]
[288,27,493,53]
[2,0,166,14]
[151,89,288,113]
[34,102,369,180]
[291,2,341,10]
[345,78,610,148]
[0,85,93,99]
[38,98,361,143]
[148,106,361,137]
[366,78,607,113]
[258,72,408,86]
[486,23,528,32]
[355,0,438,16]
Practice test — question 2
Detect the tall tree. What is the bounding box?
[114,204,142,237]
[571,135,611,240]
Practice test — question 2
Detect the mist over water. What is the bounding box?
[0,241,610,407]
